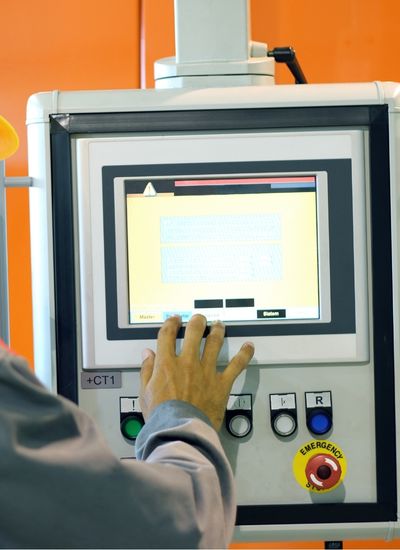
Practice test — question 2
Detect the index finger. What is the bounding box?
[156,315,182,359]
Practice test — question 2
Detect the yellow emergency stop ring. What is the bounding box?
[293,439,347,493]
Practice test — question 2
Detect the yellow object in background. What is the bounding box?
[0,115,19,160]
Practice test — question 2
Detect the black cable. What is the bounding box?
[267,46,308,84]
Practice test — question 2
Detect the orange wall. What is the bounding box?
[1,0,141,366]
[251,0,400,85]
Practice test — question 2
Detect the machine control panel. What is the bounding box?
[46,96,398,538]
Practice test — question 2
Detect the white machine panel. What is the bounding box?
[27,82,400,542]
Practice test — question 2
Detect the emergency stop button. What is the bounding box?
[305,453,342,490]
[293,439,347,493]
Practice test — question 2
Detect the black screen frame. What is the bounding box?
[102,159,355,340]
[50,104,396,525]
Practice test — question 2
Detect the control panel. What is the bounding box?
[78,364,372,511]
[72,119,387,530]
[27,83,400,540]
[220,384,349,501]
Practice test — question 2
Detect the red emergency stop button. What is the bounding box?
[293,439,347,493]
[305,453,342,490]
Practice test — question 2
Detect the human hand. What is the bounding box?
[139,314,255,431]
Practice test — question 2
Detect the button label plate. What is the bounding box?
[227,394,252,410]
[120,397,142,413]
[270,393,296,410]
[306,391,332,408]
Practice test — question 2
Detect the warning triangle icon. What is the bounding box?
[143,182,157,196]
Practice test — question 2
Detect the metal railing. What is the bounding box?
[0,160,33,345]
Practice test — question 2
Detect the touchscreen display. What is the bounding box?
[126,175,319,324]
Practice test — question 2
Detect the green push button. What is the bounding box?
[121,416,144,440]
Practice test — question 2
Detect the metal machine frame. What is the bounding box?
[30,94,396,537]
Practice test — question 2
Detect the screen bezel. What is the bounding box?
[103,159,354,340]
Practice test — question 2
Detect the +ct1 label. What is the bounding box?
[81,371,122,389]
